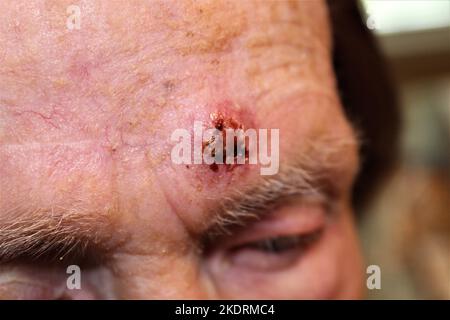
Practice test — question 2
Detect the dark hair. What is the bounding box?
[326,0,401,215]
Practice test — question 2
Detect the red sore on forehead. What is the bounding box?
[208,100,257,130]
[210,112,243,131]
[202,100,256,173]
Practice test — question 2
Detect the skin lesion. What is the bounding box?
[0,1,365,299]
[203,111,249,173]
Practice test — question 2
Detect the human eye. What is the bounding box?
[227,230,323,271]
[205,197,330,273]
[0,261,111,299]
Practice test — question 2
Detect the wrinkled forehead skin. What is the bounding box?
[0,1,357,253]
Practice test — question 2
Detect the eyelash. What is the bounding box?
[240,229,323,254]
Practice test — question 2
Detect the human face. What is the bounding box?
[0,0,363,299]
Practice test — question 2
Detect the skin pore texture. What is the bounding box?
[0,0,364,299]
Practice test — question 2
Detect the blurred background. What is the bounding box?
[357,0,449,299]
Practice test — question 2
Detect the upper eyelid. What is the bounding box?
[203,179,331,240]
[241,230,324,254]
[204,199,328,251]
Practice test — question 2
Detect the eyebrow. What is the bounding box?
[0,135,359,262]
[0,204,118,264]
[202,134,360,240]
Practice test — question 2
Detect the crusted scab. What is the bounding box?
[204,112,249,172]
[210,111,244,131]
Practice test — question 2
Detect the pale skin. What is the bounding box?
[0,0,364,299]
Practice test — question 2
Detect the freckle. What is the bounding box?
[163,80,175,91]
[186,165,190,169]
[53,78,67,88]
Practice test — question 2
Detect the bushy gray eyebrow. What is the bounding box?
[0,203,118,264]
[202,134,360,240]
[0,134,359,263]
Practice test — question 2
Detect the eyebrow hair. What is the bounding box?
[202,134,359,240]
[0,203,118,264]
[0,135,359,262]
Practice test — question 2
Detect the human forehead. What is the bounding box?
[0,0,343,216]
